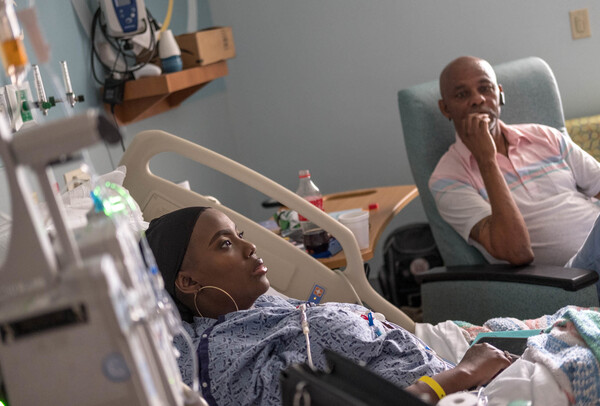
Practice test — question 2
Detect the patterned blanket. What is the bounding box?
[455,306,600,405]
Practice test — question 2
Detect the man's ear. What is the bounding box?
[175,273,202,295]
[438,99,451,121]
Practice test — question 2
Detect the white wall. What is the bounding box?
[207,0,600,273]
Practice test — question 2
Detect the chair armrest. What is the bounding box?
[416,264,599,291]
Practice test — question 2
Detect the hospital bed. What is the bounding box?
[119,129,416,331]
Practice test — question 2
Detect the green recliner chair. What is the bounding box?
[397,56,599,324]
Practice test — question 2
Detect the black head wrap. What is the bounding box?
[145,206,209,321]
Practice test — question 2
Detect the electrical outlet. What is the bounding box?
[64,168,91,191]
[570,9,591,40]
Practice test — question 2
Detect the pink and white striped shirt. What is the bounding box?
[429,122,600,265]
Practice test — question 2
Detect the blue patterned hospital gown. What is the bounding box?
[175,295,451,405]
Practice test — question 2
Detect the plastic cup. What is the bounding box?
[338,210,369,250]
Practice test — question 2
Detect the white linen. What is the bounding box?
[415,321,470,365]
[484,358,568,406]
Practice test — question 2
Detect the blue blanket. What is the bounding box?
[525,308,600,404]
[175,295,451,405]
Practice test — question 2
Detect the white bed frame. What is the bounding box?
[120,130,415,331]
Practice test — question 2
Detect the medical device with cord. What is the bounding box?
[91,0,161,85]
[0,110,206,406]
[99,0,148,39]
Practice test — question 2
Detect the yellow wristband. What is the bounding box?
[418,376,446,399]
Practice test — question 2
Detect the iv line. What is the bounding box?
[299,303,314,369]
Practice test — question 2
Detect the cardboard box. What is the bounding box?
[176,27,235,68]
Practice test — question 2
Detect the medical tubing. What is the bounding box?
[140,240,199,394]
[146,273,200,395]
[299,304,314,369]
[142,234,200,395]
[176,322,200,393]
[332,268,363,306]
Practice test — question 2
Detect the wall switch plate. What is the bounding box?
[570,8,591,39]
[64,168,91,191]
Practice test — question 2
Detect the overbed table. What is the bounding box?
[318,185,419,269]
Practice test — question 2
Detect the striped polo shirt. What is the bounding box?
[429,122,600,265]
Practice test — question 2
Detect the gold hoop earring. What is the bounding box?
[193,289,204,317]
[200,286,240,311]
[195,285,239,315]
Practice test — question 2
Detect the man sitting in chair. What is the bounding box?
[429,56,600,273]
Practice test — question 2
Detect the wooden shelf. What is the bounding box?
[104,61,228,125]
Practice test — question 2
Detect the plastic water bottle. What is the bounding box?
[296,170,329,254]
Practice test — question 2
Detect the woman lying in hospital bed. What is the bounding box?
[145,206,599,405]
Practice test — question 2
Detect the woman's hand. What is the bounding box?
[455,343,514,388]
[405,342,515,403]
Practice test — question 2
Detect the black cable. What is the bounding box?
[91,8,132,75]
[145,8,162,31]
[90,8,105,85]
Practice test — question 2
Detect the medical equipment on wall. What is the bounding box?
[0,110,206,406]
[0,0,85,133]
[92,0,159,85]
[60,60,84,107]
[0,81,33,132]
[0,60,85,132]
[99,0,148,38]
[28,62,85,115]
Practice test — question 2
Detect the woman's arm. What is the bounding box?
[405,343,513,403]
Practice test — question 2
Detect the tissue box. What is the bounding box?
[176,27,236,68]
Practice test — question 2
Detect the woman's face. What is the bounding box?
[183,208,270,310]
